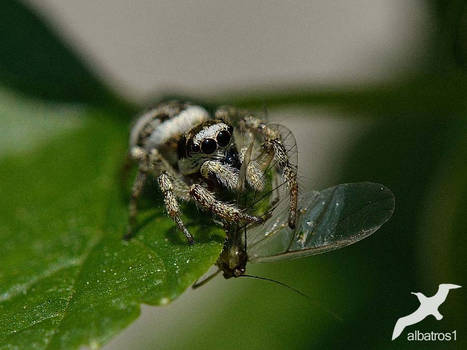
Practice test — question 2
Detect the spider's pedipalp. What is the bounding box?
[200,160,239,191]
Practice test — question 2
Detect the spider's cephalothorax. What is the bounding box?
[125,101,298,246]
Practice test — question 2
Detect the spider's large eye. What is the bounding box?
[216,130,231,147]
[201,138,217,154]
[190,142,200,153]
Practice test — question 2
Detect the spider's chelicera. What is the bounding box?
[125,101,298,275]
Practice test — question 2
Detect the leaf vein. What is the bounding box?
[0,260,80,303]
[42,234,103,350]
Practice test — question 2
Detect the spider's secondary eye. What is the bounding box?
[191,143,200,153]
[201,138,217,154]
[216,130,231,147]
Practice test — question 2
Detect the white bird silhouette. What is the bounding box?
[392,283,461,340]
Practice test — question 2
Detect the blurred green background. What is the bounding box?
[1,0,466,349]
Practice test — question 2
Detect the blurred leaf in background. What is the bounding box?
[0,0,466,349]
[0,0,134,115]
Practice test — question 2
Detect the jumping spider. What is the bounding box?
[125,101,298,244]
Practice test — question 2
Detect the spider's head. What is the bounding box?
[178,120,238,174]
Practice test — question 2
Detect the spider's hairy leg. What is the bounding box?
[125,147,193,243]
[123,146,151,240]
[148,148,193,243]
[264,138,298,229]
[147,148,191,200]
[124,168,148,240]
[242,117,299,229]
[189,184,262,225]
[214,105,247,123]
[200,161,239,191]
[158,172,194,244]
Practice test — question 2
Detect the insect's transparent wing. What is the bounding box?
[247,182,395,262]
[267,123,299,168]
[259,123,298,213]
[234,122,298,223]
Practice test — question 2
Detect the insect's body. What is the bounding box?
[126,101,299,245]
[216,226,249,278]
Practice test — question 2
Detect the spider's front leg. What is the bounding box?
[158,172,194,244]
[189,184,262,225]
[149,149,194,244]
[242,116,299,229]
[125,147,194,244]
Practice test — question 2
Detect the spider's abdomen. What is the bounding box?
[129,103,209,164]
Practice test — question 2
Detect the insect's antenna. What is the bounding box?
[240,274,309,298]
[239,274,343,321]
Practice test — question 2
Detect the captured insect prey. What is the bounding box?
[124,101,395,284]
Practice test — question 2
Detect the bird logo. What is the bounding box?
[392,283,461,340]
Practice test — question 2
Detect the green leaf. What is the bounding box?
[0,0,134,115]
[0,101,223,349]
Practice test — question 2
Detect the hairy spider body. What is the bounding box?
[125,101,298,245]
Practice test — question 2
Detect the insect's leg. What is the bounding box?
[158,172,194,244]
[192,269,221,289]
[189,184,262,225]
